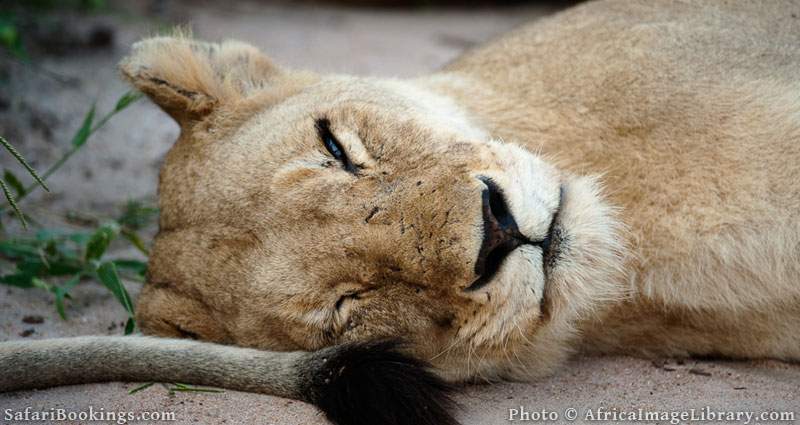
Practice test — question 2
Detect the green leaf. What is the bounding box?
[80,0,107,12]
[0,21,18,50]
[84,223,119,262]
[52,274,81,320]
[67,232,93,245]
[114,90,143,112]
[6,233,86,274]
[113,259,148,277]
[15,258,46,275]
[124,317,135,335]
[96,261,135,318]
[0,272,35,288]
[120,229,149,256]
[0,136,49,192]
[31,277,52,291]
[0,179,26,228]
[14,257,81,277]
[168,386,224,393]
[53,290,67,319]
[70,105,96,148]
[45,260,83,276]
[0,90,138,213]
[128,382,154,395]
[0,21,26,59]
[34,228,66,241]
[117,200,158,231]
[33,228,89,248]
[3,169,25,197]
[0,239,40,259]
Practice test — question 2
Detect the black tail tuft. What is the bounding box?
[305,340,459,425]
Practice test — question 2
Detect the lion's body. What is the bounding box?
[2,2,798,424]
[129,0,800,373]
[438,0,800,359]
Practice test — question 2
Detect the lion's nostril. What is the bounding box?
[467,177,528,291]
[486,179,514,230]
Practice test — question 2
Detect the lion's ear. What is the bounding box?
[119,35,282,125]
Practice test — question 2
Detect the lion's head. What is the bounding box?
[122,35,625,382]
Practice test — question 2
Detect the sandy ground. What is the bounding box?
[1,1,798,424]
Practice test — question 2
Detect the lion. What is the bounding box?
[2,1,798,424]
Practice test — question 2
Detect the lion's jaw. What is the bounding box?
[127,36,627,382]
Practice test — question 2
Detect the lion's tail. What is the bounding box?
[0,336,458,425]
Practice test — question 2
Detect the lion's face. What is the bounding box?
[124,36,624,381]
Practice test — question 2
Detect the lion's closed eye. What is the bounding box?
[331,287,377,334]
[316,118,360,174]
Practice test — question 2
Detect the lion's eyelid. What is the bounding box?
[315,118,362,175]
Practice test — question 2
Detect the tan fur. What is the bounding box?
[117,0,798,384]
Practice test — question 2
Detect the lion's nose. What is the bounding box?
[466,177,531,291]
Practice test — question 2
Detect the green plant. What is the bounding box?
[0,135,48,228]
[128,382,224,396]
[0,15,26,59]
[1,90,143,214]
[0,222,147,333]
[1,90,149,334]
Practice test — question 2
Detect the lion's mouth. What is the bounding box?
[466,183,563,291]
[541,185,565,274]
